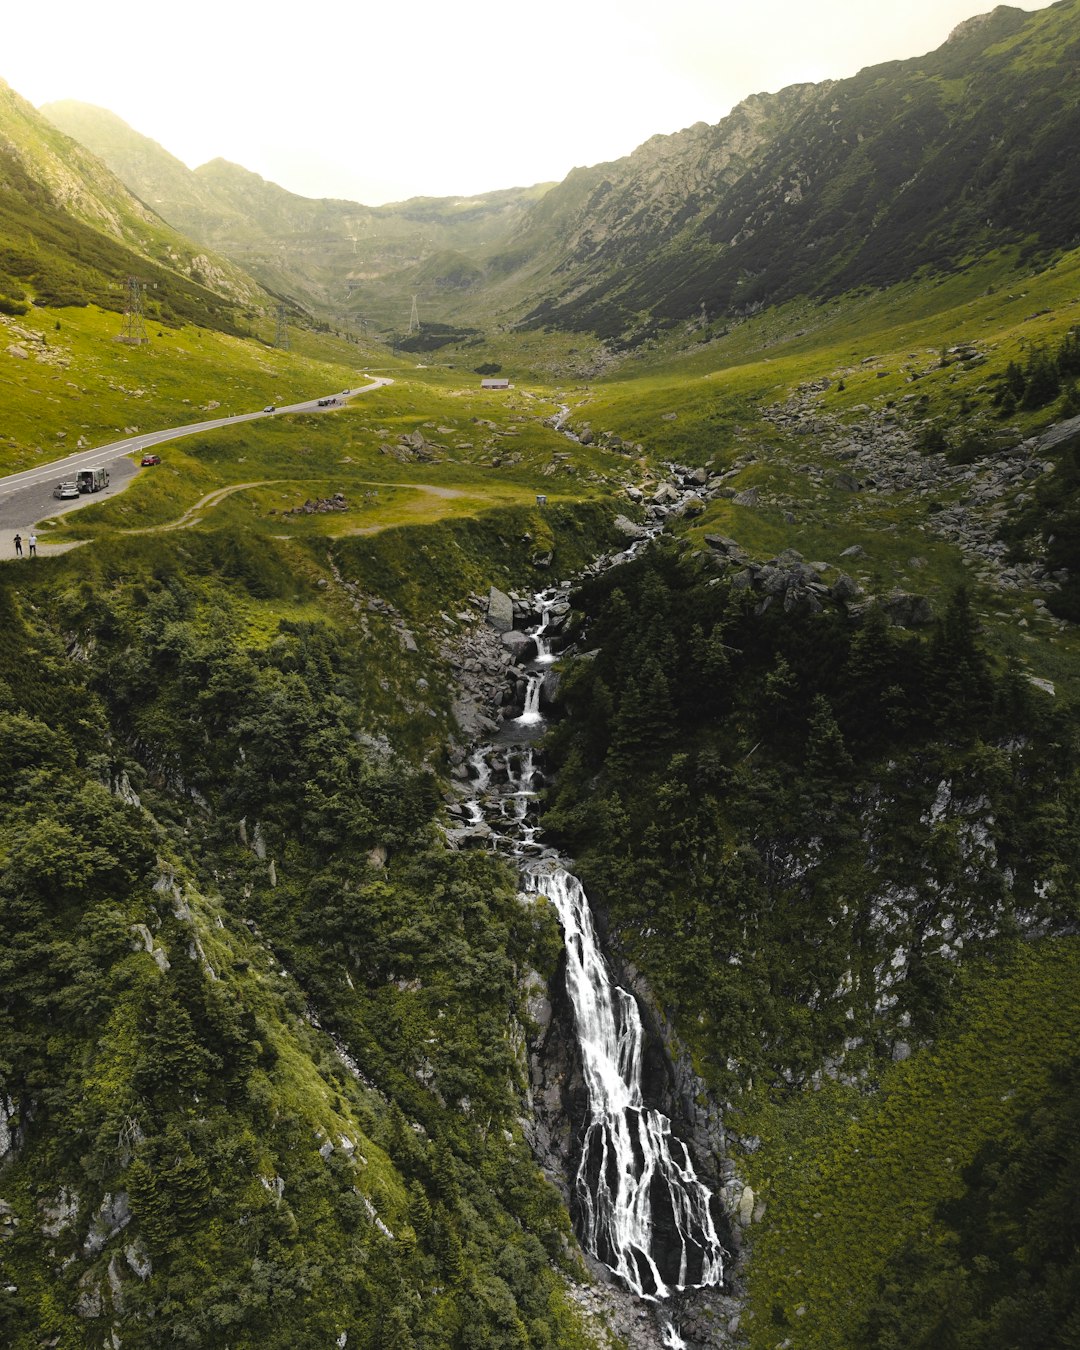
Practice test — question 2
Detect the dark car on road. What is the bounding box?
[141,453,161,466]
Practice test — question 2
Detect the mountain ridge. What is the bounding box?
[1,79,265,312]
[41,98,552,329]
[39,0,1080,346]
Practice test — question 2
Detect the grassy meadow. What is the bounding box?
[735,938,1080,1349]
[3,240,1080,1345]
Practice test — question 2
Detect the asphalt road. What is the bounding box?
[0,378,392,538]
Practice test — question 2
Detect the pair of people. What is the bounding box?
[13,532,37,557]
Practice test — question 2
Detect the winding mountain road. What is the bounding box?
[0,376,393,537]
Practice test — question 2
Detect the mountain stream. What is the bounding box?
[458,576,726,1347]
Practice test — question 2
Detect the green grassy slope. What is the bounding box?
[738,941,1080,1348]
[0,520,622,1348]
[0,303,383,475]
[0,80,264,310]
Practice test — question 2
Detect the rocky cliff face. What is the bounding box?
[512,0,1080,339]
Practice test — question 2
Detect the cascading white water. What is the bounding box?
[532,595,557,665]
[513,596,558,727]
[525,863,725,1300]
[457,587,725,1341]
[515,672,545,726]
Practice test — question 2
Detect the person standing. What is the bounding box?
[13,533,22,557]
[27,531,37,557]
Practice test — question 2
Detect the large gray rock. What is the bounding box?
[83,1191,131,1255]
[832,573,862,601]
[0,1094,17,1161]
[882,591,934,627]
[501,630,537,661]
[1031,412,1080,454]
[451,699,499,737]
[613,514,650,539]
[703,534,746,560]
[486,586,514,633]
[540,668,564,709]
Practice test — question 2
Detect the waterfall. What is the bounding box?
[524,863,725,1300]
[512,591,558,727]
[515,672,544,726]
[532,594,557,664]
[459,585,725,1342]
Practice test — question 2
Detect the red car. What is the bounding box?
[141,453,161,466]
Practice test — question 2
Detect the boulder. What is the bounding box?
[540,668,564,709]
[882,591,934,627]
[451,699,499,737]
[832,573,862,601]
[501,630,537,661]
[486,586,515,633]
[703,534,744,557]
[613,514,650,540]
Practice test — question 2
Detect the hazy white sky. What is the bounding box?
[5,0,1055,205]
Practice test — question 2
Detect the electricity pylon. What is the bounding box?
[117,276,149,344]
[274,303,290,350]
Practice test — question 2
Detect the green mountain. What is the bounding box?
[0,80,268,334]
[1,81,264,313]
[42,99,550,332]
[44,0,1080,349]
[506,0,1080,341]
[2,7,1080,1349]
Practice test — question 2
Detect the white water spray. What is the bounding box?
[525,864,724,1299]
[458,568,726,1344]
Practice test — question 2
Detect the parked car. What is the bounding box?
[53,481,80,500]
[141,453,161,466]
[263,405,276,413]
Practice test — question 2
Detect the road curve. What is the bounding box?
[0,377,393,534]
